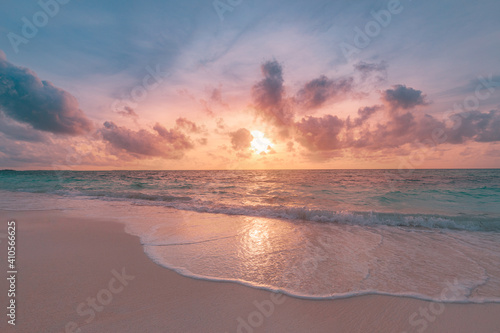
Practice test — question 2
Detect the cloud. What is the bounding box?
[382,84,428,111]
[229,128,253,151]
[293,100,500,158]
[216,118,225,130]
[295,115,344,151]
[354,61,387,78]
[347,105,382,128]
[176,117,204,133]
[0,112,48,142]
[348,112,419,149]
[354,61,388,86]
[253,60,285,108]
[0,133,113,168]
[117,106,138,118]
[448,110,500,143]
[99,121,193,158]
[247,61,500,161]
[347,108,500,151]
[0,57,93,135]
[474,110,500,142]
[152,123,194,150]
[251,60,294,130]
[210,88,224,104]
[200,87,229,116]
[295,75,353,110]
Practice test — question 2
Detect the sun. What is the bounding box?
[250,130,273,154]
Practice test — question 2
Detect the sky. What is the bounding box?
[0,0,499,170]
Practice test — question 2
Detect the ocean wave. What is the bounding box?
[123,197,498,232]
[5,186,498,231]
[2,188,499,304]
[54,190,193,202]
[1,169,499,232]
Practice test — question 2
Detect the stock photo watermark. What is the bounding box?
[61,267,135,333]
[7,0,72,53]
[402,278,469,333]
[231,291,286,333]
[111,64,170,115]
[340,0,409,61]
[4,220,17,326]
[213,0,244,22]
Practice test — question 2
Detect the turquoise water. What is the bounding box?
[1,169,500,303]
[1,169,499,230]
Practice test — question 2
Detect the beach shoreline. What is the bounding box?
[1,209,499,333]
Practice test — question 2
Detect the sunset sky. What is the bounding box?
[1,0,499,170]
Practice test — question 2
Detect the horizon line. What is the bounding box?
[2,168,500,172]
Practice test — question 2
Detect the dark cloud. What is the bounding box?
[117,106,138,118]
[354,61,387,77]
[0,132,113,168]
[229,128,253,151]
[349,112,418,149]
[0,138,59,167]
[474,110,500,142]
[153,123,194,150]
[293,90,499,158]
[251,60,294,129]
[382,84,428,111]
[354,61,388,84]
[100,121,193,158]
[248,61,500,160]
[295,75,353,110]
[0,112,48,142]
[295,115,344,151]
[347,105,382,128]
[346,108,500,151]
[448,110,500,143]
[0,57,93,135]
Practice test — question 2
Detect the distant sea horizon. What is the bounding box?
[2,167,500,171]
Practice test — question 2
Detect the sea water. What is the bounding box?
[1,169,499,302]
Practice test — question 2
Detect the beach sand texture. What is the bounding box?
[1,210,499,333]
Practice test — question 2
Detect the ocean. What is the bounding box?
[1,169,499,303]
